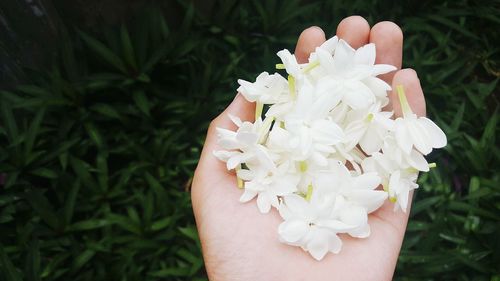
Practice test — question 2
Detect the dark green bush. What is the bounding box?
[0,0,498,280]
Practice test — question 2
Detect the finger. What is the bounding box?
[336,16,370,49]
[192,94,255,217]
[391,68,426,118]
[196,94,255,174]
[369,21,403,85]
[211,94,255,130]
[294,26,326,63]
[370,68,426,251]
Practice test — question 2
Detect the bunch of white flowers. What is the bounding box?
[214,36,447,261]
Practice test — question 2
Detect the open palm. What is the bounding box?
[192,16,427,281]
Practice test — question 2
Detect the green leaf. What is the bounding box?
[178,226,199,242]
[151,217,172,231]
[1,103,19,144]
[70,157,98,192]
[180,3,195,33]
[144,172,168,214]
[24,239,41,281]
[24,190,60,230]
[71,249,95,272]
[0,245,22,281]
[66,219,111,231]
[428,14,478,39]
[63,181,81,225]
[16,85,51,97]
[30,167,58,179]
[411,196,442,216]
[96,154,109,191]
[480,108,498,147]
[85,122,105,149]
[132,90,150,116]
[79,31,127,73]
[24,109,45,161]
[90,104,122,119]
[107,213,141,235]
[127,206,141,225]
[120,24,137,69]
[149,267,190,277]
[469,176,481,194]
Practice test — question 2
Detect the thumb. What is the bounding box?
[195,93,255,176]
[211,94,256,132]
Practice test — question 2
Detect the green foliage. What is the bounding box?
[0,0,499,280]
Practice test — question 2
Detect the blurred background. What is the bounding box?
[0,0,498,280]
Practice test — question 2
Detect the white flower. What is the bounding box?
[343,102,395,155]
[274,82,345,166]
[239,171,300,213]
[361,147,421,213]
[388,170,419,212]
[237,72,289,104]
[394,85,447,155]
[313,40,396,109]
[276,49,301,78]
[213,115,275,171]
[381,135,430,172]
[214,37,447,260]
[305,36,339,67]
[278,193,352,260]
[314,161,387,238]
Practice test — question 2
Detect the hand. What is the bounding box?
[192,16,426,281]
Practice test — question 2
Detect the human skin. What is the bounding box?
[192,16,427,281]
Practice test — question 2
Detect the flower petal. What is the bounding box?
[333,40,355,72]
[227,154,243,170]
[354,43,376,65]
[315,219,353,232]
[419,117,447,149]
[319,36,339,54]
[283,194,309,217]
[339,206,368,226]
[277,49,300,77]
[239,189,257,203]
[311,119,344,144]
[363,77,391,97]
[351,172,381,190]
[278,219,309,243]
[315,47,336,74]
[213,150,238,162]
[407,119,432,155]
[408,149,429,172]
[306,230,330,261]
[236,131,258,145]
[328,234,343,254]
[348,223,370,238]
[398,185,410,213]
[395,119,413,154]
[256,193,272,213]
[342,190,387,213]
[372,64,397,76]
[342,81,375,109]
[360,124,385,155]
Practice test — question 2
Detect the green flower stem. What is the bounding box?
[305,184,313,201]
[397,85,412,118]
[236,164,244,189]
[258,116,275,144]
[288,75,296,99]
[299,161,308,172]
[255,101,264,120]
[302,60,320,73]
